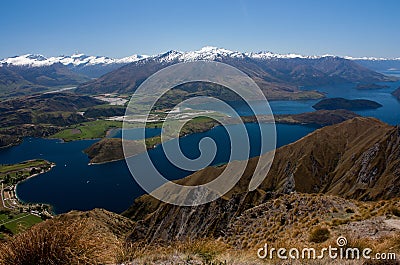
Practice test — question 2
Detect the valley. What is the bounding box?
[0,75,399,214]
[1,47,400,264]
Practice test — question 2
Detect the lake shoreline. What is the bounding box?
[15,164,56,216]
[1,160,56,217]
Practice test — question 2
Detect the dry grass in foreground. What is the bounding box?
[1,221,399,265]
[0,218,122,265]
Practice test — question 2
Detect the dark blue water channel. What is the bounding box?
[1,79,399,214]
[0,123,313,214]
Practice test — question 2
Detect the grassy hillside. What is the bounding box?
[50,120,122,141]
[0,64,89,99]
[0,195,399,264]
[0,93,106,148]
[122,117,400,246]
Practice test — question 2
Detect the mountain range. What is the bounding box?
[76,47,395,100]
[0,53,148,78]
[345,56,400,72]
[1,47,398,100]
[0,63,88,98]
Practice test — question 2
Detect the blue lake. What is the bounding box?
[0,123,313,214]
[1,80,399,214]
[196,80,400,125]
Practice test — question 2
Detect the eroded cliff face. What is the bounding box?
[126,190,279,243]
[123,117,400,243]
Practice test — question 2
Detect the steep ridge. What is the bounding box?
[123,117,400,242]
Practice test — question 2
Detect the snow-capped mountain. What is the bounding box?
[1,46,398,99]
[0,53,149,78]
[76,46,395,99]
[0,46,337,71]
[342,56,400,73]
[344,56,400,61]
[144,46,334,63]
[0,53,148,68]
[3,47,399,70]
[152,46,246,62]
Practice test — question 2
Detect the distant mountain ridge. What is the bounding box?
[3,47,399,69]
[0,53,149,78]
[344,56,400,72]
[1,47,398,100]
[0,63,89,98]
[76,46,395,100]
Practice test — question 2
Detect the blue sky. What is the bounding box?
[0,0,399,58]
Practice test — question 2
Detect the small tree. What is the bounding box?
[309,226,330,243]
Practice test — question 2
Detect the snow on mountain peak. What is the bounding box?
[154,46,246,63]
[343,55,400,61]
[185,46,245,60]
[1,54,54,67]
[2,48,397,69]
[247,51,319,60]
[0,53,149,68]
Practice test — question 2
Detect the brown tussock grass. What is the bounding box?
[0,218,122,265]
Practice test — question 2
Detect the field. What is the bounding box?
[0,212,42,239]
[145,117,218,148]
[50,120,122,141]
[0,160,52,185]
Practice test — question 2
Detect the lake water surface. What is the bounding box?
[1,80,400,214]
[1,123,313,214]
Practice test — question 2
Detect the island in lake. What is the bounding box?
[355,83,389,90]
[392,87,400,100]
[312,97,383,111]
